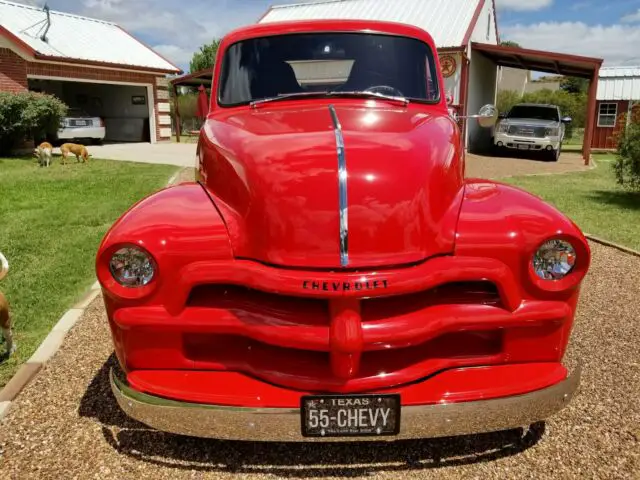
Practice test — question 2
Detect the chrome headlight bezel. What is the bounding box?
[109,245,156,288]
[532,239,577,281]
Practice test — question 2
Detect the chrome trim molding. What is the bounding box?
[329,104,349,268]
[110,363,581,442]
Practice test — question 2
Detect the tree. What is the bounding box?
[500,40,521,48]
[497,90,521,114]
[189,39,221,73]
[614,114,640,192]
[560,76,589,94]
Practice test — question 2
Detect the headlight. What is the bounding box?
[545,127,560,137]
[533,240,576,280]
[109,246,155,287]
[497,122,509,133]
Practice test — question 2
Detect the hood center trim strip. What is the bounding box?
[329,104,349,268]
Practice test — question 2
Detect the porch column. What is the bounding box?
[583,67,600,165]
[173,83,182,143]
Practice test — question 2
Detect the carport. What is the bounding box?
[170,69,213,143]
[471,43,603,165]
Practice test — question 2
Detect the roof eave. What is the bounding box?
[0,24,36,55]
[33,52,183,75]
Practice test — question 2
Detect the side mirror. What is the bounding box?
[459,104,498,128]
[561,116,573,124]
[499,112,507,119]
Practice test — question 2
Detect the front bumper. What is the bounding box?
[494,133,561,151]
[57,126,106,140]
[110,363,581,442]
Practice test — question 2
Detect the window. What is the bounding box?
[218,32,440,106]
[597,103,618,128]
[507,105,559,121]
[487,12,492,40]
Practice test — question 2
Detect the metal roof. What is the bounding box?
[597,66,640,101]
[0,0,180,73]
[259,0,482,48]
[472,42,602,79]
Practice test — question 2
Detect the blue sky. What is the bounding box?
[12,0,640,71]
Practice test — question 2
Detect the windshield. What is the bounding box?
[66,108,90,118]
[508,105,559,121]
[218,32,440,106]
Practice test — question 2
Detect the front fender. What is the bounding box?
[455,180,591,302]
[96,182,233,306]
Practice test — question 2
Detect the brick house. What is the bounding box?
[0,0,182,143]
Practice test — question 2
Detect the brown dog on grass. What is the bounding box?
[34,141,54,167]
[0,252,15,357]
[60,143,90,164]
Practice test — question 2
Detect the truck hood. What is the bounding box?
[200,102,464,269]
[500,118,559,127]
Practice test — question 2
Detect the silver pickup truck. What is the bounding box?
[494,103,572,161]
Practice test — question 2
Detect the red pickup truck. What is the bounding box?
[96,19,590,442]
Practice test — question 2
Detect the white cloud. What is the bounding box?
[76,0,266,68]
[152,44,194,68]
[496,0,553,11]
[621,8,640,23]
[501,22,640,66]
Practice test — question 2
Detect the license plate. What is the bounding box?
[74,120,87,126]
[517,144,530,150]
[301,394,400,438]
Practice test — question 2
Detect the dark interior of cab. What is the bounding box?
[219,32,439,105]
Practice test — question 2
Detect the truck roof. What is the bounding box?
[513,103,559,108]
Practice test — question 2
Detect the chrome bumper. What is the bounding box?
[494,133,561,150]
[110,365,581,442]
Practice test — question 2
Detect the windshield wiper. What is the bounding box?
[327,90,410,105]
[249,90,410,108]
[250,91,331,108]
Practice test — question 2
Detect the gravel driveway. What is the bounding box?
[0,241,638,479]
[465,151,590,179]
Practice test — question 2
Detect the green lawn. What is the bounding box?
[503,155,640,251]
[171,134,198,144]
[0,157,177,386]
[565,127,585,146]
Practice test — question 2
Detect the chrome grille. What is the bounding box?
[508,125,546,138]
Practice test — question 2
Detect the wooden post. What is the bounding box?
[583,67,600,166]
[173,83,182,143]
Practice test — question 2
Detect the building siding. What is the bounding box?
[469,0,498,45]
[466,50,497,153]
[591,100,629,149]
[0,47,27,92]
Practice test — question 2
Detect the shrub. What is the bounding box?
[614,121,640,192]
[496,90,522,115]
[0,91,68,155]
[169,92,204,133]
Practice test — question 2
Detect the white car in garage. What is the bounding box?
[494,103,572,161]
[56,108,106,144]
